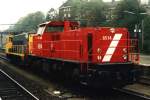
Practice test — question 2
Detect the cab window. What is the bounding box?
[9,37,12,42]
[46,26,64,32]
[37,26,46,35]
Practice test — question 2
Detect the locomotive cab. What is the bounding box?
[5,34,13,54]
[36,21,79,35]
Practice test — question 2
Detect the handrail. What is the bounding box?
[8,45,27,54]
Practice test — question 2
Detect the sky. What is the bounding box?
[0,0,148,31]
[0,0,67,30]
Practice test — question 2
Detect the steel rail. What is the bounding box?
[0,69,39,100]
[113,88,150,100]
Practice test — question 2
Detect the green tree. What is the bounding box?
[143,16,150,53]
[113,0,146,33]
[7,11,45,32]
[112,0,150,53]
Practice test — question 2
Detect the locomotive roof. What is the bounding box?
[39,21,79,27]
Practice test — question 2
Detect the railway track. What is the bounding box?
[139,76,150,85]
[114,88,150,100]
[0,55,9,62]
[0,69,39,100]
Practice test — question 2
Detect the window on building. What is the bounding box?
[68,8,70,11]
[64,13,66,17]
[68,13,71,18]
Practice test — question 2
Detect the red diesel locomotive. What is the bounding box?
[6,21,140,87]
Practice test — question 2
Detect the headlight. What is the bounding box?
[97,48,101,53]
[123,48,127,53]
[123,55,127,60]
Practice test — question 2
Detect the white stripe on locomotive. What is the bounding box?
[102,34,122,62]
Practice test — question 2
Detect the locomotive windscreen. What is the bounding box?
[45,26,64,32]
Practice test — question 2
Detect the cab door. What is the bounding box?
[87,33,93,62]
